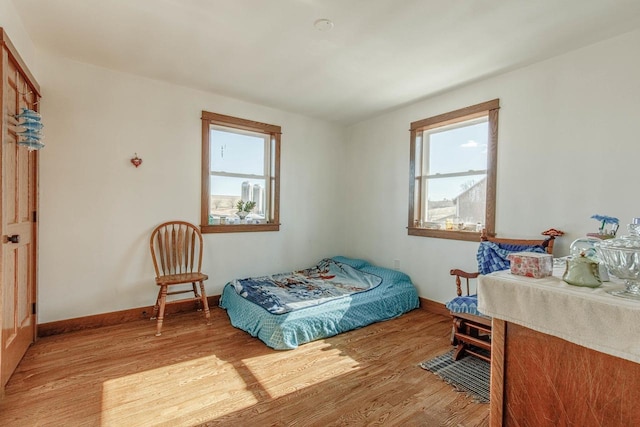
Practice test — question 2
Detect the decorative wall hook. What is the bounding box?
[131,153,143,168]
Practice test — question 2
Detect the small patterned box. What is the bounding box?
[507,252,553,278]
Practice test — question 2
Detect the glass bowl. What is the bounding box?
[596,223,640,299]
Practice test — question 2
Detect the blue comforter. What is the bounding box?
[219,256,420,350]
[231,258,383,314]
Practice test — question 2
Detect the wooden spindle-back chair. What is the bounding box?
[149,221,211,336]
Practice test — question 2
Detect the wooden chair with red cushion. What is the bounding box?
[149,221,211,336]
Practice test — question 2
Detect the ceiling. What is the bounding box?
[12,0,640,125]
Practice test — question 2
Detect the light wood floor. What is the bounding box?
[0,307,489,426]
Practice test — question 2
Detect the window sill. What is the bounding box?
[201,223,280,234]
[407,227,482,242]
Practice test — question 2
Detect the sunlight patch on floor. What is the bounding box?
[101,355,258,426]
[101,343,362,425]
[241,342,361,399]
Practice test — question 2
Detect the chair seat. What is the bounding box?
[446,294,486,317]
[155,272,208,286]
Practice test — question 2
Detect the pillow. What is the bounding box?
[477,241,546,275]
[331,256,369,269]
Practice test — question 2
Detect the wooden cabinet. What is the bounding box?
[490,320,640,426]
[0,28,40,395]
[478,271,640,426]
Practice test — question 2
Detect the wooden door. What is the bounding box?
[0,38,39,389]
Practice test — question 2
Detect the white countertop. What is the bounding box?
[478,268,640,364]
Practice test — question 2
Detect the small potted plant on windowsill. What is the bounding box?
[236,200,256,222]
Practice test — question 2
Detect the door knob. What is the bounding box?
[6,235,20,244]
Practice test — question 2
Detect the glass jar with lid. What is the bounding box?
[596,218,640,299]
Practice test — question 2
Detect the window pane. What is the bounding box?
[209,176,267,219]
[270,136,275,173]
[414,133,422,177]
[270,177,275,219]
[427,120,488,175]
[210,127,265,175]
[425,174,486,227]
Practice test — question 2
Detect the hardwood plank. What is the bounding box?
[0,308,489,426]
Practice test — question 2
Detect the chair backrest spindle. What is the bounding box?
[176,225,184,274]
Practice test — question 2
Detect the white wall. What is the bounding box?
[0,0,38,77]
[37,52,346,322]
[344,29,640,304]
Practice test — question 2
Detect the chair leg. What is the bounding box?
[199,281,211,325]
[192,282,202,310]
[155,285,168,336]
[151,287,162,320]
[452,317,466,359]
[453,342,468,361]
[451,318,461,345]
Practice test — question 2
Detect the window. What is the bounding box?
[408,99,499,241]
[201,111,280,233]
